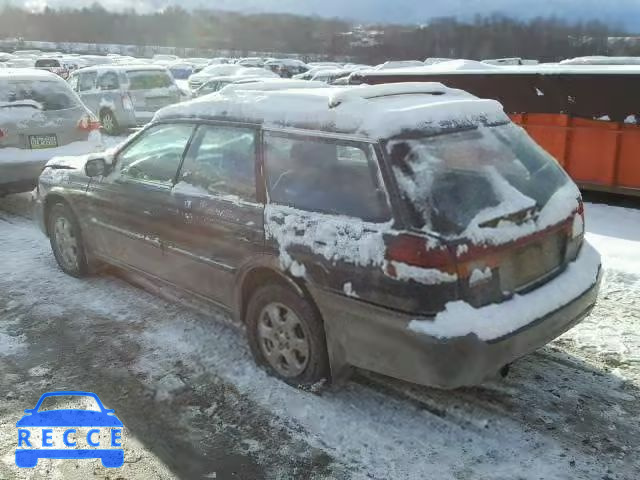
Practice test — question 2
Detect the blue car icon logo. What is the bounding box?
[16,391,124,468]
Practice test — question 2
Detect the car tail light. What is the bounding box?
[566,197,585,261]
[575,197,585,235]
[385,234,455,272]
[77,113,101,131]
[122,93,134,111]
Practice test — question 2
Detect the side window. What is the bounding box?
[117,124,194,185]
[177,125,256,200]
[78,72,97,92]
[97,71,119,91]
[264,133,391,222]
[68,75,79,92]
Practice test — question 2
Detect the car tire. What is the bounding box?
[47,202,89,277]
[246,284,330,387]
[100,109,120,135]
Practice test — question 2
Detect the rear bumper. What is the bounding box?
[313,258,602,389]
[0,135,99,192]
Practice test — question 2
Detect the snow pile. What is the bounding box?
[469,267,493,287]
[560,56,640,66]
[342,282,358,297]
[426,59,502,72]
[155,83,508,139]
[463,167,537,228]
[265,204,390,273]
[584,202,640,274]
[409,241,601,341]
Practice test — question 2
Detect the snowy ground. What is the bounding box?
[0,189,638,479]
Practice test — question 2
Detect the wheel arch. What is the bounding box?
[43,193,75,237]
[236,264,319,326]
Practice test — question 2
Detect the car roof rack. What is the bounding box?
[328,82,451,108]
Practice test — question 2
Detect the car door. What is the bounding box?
[162,123,264,307]
[76,70,99,114]
[84,123,196,278]
[261,130,395,303]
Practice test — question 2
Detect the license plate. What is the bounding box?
[29,134,58,149]
[500,234,564,292]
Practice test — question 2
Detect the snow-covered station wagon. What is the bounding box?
[34,82,602,388]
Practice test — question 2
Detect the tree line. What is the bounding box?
[0,3,638,63]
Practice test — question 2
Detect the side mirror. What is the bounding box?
[85,157,108,177]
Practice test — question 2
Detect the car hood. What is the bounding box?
[16,410,123,427]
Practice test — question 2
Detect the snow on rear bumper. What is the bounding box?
[409,241,601,342]
[312,241,601,389]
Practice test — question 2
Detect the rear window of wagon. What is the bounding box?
[0,80,78,111]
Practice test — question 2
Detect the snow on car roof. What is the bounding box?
[155,82,508,139]
[75,64,169,73]
[0,68,64,82]
[220,79,326,93]
[359,61,640,76]
[560,56,640,65]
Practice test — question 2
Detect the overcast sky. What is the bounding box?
[21,0,640,31]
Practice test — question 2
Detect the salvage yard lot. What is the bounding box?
[0,192,638,479]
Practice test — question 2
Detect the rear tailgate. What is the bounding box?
[452,219,577,308]
[126,70,179,113]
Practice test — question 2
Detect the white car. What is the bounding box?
[187,64,247,91]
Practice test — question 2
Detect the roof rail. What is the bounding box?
[328,82,450,108]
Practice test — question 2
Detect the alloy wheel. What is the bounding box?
[257,302,310,377]
[53,216,79,271]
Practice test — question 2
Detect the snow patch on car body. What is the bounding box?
[264,204,391,273]
[463,181,581,246]
[469,267,493,287]
[387,260,458,285]
[99,97,116,111]
[409,241,601,341]
[342,282,358,297]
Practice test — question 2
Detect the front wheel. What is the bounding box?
[47,203,89,277]
[246,285,330,387]
[100,109,120,135]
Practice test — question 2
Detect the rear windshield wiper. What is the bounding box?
[478,205,539,228]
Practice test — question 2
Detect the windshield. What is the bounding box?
[35,59,61,68]
[0,80,78,110]
[127,70,173,89]
[387,123,570,236]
